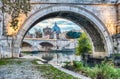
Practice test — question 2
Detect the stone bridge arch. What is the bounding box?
[21,41,33,52]
[39,42,54,47]
[22,41,32,47]
[21,39,55,52]
[22,39,56,47]
[14,5,113,57]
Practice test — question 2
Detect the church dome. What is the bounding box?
[52,22,61,34]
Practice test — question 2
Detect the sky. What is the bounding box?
[29,18,81,33]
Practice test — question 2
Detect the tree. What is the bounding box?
[66,30,81,39]
[76,32,92,56]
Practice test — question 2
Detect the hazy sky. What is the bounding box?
[29,18,81,33]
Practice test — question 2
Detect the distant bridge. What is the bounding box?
[22,38,77,51]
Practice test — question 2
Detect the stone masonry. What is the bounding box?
[0,0,120,58]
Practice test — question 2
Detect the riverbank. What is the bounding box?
[0,58,80,79]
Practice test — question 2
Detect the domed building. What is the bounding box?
[42,23,61,39]
[52,22,61,39]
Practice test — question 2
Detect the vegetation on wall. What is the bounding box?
[1,0,31,30]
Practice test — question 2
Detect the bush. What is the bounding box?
[64,61,120,79]
[86,62,120,79]
[73,61,84,71]
[95,62,120,79]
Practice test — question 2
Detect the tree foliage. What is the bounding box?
[66,30,81,39]
[76,32,92,55]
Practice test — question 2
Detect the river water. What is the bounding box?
[31,51,81,65]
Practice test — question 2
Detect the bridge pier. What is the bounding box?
[0,40,11,58]
[0,38,20,58]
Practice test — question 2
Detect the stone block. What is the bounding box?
[92,52,108,58]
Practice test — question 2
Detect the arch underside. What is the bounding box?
[40,42,54,47]
[22,42,32,47]
[28,11,105,52]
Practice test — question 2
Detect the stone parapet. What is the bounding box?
[30,0,118,4]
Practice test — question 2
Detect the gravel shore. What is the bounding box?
[0,59,45,79]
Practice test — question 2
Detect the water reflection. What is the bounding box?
[31,51,81,65]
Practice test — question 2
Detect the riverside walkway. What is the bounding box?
[22,55,91,79]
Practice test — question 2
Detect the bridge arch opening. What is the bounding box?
[21,41,32,52]
[22,42,32,47]
[40,42,54,51]
[15,5,113,57]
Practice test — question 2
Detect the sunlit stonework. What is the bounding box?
[0,0,120,79]
[0,0,119,63]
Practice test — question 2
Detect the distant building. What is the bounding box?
[25,23,83,40]
[52,22,61,39]
[42,23,61,39]
[25,32,33,38]
[35,29,42,38]
[43,26,53,39]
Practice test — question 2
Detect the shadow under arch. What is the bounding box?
[21,41,32,47]
[14,5,113,57]
[40,42,54,47]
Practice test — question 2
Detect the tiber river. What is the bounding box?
[30,51,81,65]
